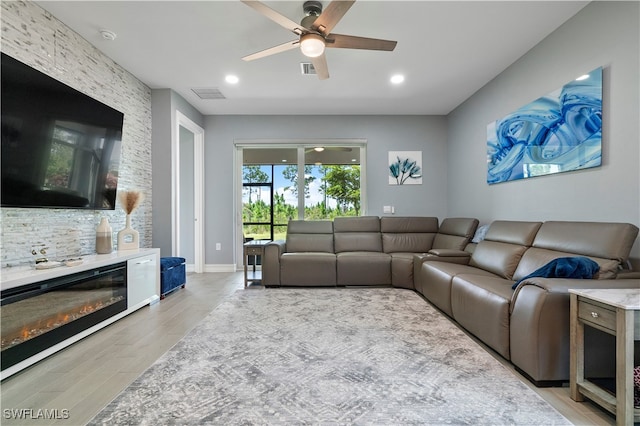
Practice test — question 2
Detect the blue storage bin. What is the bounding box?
[160,257,186,299]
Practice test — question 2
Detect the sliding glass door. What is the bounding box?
[240,142,365,243]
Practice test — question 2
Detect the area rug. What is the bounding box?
[90,288,571,425]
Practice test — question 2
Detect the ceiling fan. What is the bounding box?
[241,0,397,80]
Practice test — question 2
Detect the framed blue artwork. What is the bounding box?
[389,151,422,185]
[486,67,602,184]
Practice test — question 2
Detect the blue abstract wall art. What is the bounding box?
[389,151,422,185]
[486,67,602,184]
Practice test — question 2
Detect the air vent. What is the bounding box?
[191,87,226,100]
[300,62,316,75]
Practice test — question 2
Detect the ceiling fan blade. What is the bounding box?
[241,0,308,35]
[242,39,300,61]
[311,54,329,80]
[311,0,355,35]
[326,33,397,51]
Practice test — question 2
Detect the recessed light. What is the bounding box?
[99,29,117,41]
[575,74,590,81]
[225,75,239,84]
[390,74,405,84]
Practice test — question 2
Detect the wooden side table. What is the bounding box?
[569,288,640,425]
[243,240,270,288]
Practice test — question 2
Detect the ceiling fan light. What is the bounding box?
[300,34,325,58]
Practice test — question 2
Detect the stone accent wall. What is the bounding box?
[1,1,153,267]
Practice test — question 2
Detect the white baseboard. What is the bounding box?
[203,264,237,273]
[184,264,237,273]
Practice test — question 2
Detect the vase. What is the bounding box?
[117,214,140,250]
[96,217,113,254]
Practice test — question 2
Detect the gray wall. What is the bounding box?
[151,89,204,257]
[203,115,448,265]
[0,1,153,267]
[447,1,640,262]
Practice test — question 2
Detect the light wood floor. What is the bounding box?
[1,272,615,425]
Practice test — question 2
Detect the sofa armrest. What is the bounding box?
[427,248,471,258]
[509,277,639,382]
[263,240,285,286]
[617,270,640,279]
[413,250,471,268]
[512,277,640,304]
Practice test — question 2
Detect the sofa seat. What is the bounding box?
[336,251,391,285]
[280,252,336,286]
[416,261,496,317]
[451,274,514,359]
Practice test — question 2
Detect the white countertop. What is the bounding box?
[569,288,640,310]
[0,248,160,291]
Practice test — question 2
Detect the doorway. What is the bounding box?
[174,112,204,273]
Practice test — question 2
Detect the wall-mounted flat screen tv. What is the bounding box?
[1,52,124,209]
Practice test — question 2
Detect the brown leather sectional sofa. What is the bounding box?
[262,216,639,385]
[263,216,479,288]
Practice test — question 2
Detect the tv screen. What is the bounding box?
[1,52,124,209]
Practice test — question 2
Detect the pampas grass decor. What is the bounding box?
[117,190,144,250]
[119,190,144,214]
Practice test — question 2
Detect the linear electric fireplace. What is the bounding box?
[1,263,127,370]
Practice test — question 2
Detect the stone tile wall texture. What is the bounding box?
[1,1,153,268]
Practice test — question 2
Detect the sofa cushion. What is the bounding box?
[334,216,380,232]
[336,252,391,285]
[468,221,542,280]
[381,217,439,277]
[382,233,435,253]
[287,219,334,234]
[280,252,336,286]
[451,274,514,359]
[532,221,639,262]
[511,256,600,289]
[334,216,382,253]
[432,217,479,250]
[380,216,439,233]
[469,241,528,280]
[483,220,542,246]
[286,220,334,253]
[415,261,496,316]
[513,248,619,281]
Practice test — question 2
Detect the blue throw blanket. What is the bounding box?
[511,256,600,289]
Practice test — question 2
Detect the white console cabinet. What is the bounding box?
[127,252,160,309]
[0,248,161,379]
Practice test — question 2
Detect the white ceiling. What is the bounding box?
[36,1,588,116]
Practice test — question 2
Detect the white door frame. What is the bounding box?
[173,111,205,273]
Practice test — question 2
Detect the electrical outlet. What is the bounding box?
[215,243,221,250]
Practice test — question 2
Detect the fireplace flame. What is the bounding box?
[1,296,124,351]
